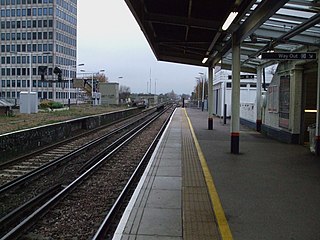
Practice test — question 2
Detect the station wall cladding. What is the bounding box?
[0,108,142,162]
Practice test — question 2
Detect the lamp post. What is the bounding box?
[199,72,206,111]
[195,77,200,108]
[68,63,84,109]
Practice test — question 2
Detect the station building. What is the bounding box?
[0,0,77,104]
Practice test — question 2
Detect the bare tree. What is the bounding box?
[119,85,131,102]
[96,73,108,83]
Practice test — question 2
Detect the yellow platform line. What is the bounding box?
[184,109,233,240]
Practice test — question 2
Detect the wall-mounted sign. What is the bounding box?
[261,52,317,60]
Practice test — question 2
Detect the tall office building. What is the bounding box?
[0,0,77,104]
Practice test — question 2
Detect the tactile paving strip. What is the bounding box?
[181,110,221,240]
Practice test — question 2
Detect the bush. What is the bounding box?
[50,102,64,109]
[39,99,52,109]
[39,100,64,109]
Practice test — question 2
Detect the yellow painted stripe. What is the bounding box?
[184,108,233,240]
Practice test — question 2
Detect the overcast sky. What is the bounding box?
[77,0,206,95]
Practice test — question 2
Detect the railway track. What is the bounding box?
[0,105,174,239]
[0,108,158,234]
[0,109,156,187]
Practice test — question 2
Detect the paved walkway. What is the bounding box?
[187,108,320,240]
[114,108,220,239]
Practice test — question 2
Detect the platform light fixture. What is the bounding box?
[222,11,238,31]
[305,109,317,113]
[202,57,208,64]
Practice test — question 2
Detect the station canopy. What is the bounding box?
[125,0,320,73]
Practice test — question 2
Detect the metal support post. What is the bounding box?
[208,66,214,130]
[68,65,71,109]
[256,66,262,132]
[92,73,94,106]
[316,49,320,155]
[202,75,205,111]
[28,52,32,114]
[231,33,240,154]
[197,79,200,108]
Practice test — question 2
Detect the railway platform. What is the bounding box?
[114,107,320,240]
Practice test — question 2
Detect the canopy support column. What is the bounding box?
[316,50,320,155]
[208,66,214,130]
[256,66,262,132]
[231,33,240,154]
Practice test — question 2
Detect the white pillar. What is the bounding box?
[256,66,262,131]
[231,33,240,154]
[208,66,214,129]
[290,65,303,141]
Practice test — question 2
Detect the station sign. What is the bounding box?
[261,52,317,60]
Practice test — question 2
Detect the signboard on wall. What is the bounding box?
[279,76,290,129]
[261,52,317,60]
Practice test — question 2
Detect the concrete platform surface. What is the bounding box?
[113,108,220,240]
[187,108,320,240]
